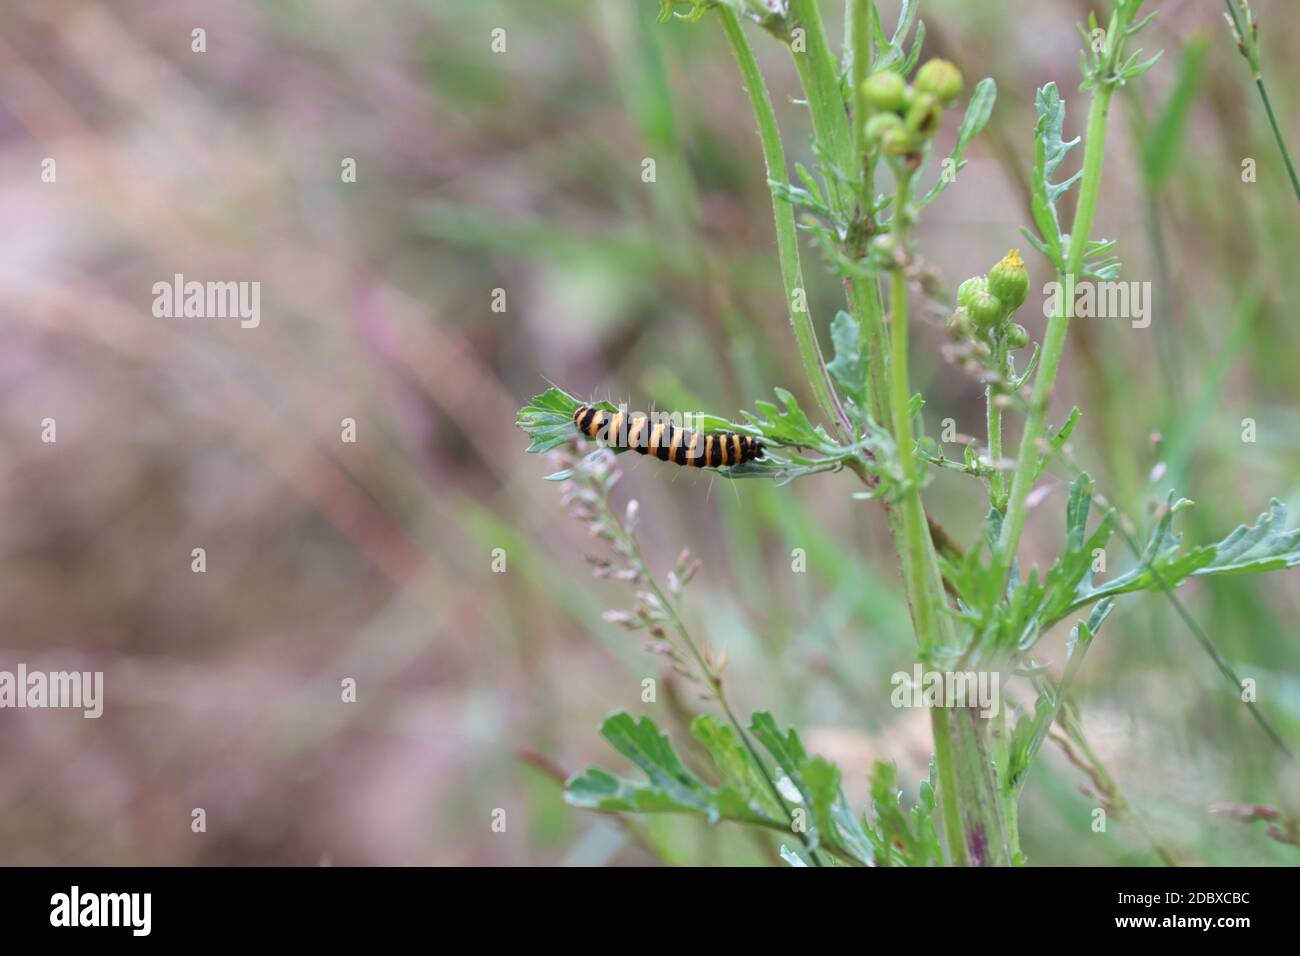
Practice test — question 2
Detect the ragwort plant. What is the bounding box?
[516,0,1300,865]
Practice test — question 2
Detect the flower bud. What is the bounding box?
[946,308,973,340]
[968,289,1006,330]
[915,59,963,106]
[956,276,987,310]
[864,112,904,151]
[1005,323,1030,349]
[987,248,1029,312]
[881,122,914,156]
[905,92,943,139]
[860,70,907,114]
[868,233,899,268]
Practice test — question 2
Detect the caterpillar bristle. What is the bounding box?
[572,404,763,469]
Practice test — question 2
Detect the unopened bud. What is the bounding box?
[914,59,963,106]
[860,70,907,113]
[988,248,1029,312]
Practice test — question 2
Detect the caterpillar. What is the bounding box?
[572,404,763,468]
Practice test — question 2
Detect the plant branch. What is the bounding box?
[1224,0,1300,202]
[718,8,849,436]
[994,71,1115,583]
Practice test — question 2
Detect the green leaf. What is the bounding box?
[516,386,583,454]
[826,311,866,405]
[803,755,876,865]
[869,0,920,73]
[690,715,784,820]
[779,845,809,867]
[1033,406,1081,481]
[749,711,873,865]
[1023,83,1082,272]
[565,713,776,826]
[1059,497,1300,620]
[1008,598,1112,793]
[864,761,943,866]
[954,77,997,158]
[565,711,873,865]
[920,77,997,208]
[739,387,833,449]
[1195,500,1300,575]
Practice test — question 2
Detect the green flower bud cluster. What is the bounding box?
[947,249,1030,350]
[860,59,963,158]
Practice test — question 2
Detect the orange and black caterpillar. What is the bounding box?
[573,404,763,468]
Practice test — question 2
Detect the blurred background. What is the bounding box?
[0,0,1297,865]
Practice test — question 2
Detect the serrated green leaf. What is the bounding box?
[803,755,875,865]
[691,715,784,820]
[564,711,872,864]
[863,760,943,866]
[516,386,583,454]
[1195,500,1300,574]
[1024,83,1081,271]
[739,388,830,449]
[565,712,776,827]
[1057,497,1300,620]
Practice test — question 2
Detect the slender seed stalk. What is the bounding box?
[1224,0,1300,202]
[610,488,831,867]
[1251,78,1300,203]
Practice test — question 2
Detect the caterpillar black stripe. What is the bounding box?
[572,405,763,468]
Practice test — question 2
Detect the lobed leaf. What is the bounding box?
[1024,83,1081,272]
[565,711,873,865]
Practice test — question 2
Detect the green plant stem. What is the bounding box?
[994,81,1115,582]
[986,376,1004,509]
[953,707,1013,865]
[1224,0,1300,203]
[788,0,854,217]
[845,1,890,422]
[885,173,935,656]
[789,0,891,422]
[846,0,873,163]
[995,704,1020,861]
[1251,76,1300,203]
[717,8,848,435]
[883,168,979,865]
[850,277,891,423]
